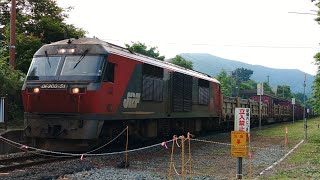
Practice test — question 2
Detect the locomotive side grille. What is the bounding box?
[153,78,164,101]
[142,76,164,101]
[183,75,192,112]
[142,76,153,101]
[199,86,209,105]
[173,73,184,112]
[172,73,193,112]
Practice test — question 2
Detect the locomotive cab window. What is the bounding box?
[59,55,104,81]
[26,56,62,81]
[142,64,164,101]
[103,62,115,83]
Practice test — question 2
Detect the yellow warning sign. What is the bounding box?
[231,131,247,158]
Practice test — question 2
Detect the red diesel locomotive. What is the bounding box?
[21,38,306,151]
[22,38,223,151]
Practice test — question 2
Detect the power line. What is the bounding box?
[288,11,317,15]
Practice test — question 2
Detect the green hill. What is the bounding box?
[180,53,314,96]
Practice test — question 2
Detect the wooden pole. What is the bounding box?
[9,0,16,69]
[181,135,185,180]
[125,126,129,167]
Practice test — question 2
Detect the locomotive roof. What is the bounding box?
[40,38,220,84]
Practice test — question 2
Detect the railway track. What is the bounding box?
[0,153,74,173]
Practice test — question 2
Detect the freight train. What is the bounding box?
[21,38,304,151]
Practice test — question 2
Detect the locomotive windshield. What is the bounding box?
[26,55,104,81]
[59,56,104,81]
[27,57,62,80]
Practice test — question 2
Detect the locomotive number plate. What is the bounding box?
[40,84,67,89]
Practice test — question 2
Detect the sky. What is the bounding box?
[57,0,320,75]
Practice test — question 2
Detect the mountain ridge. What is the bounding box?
[180,53,314,96]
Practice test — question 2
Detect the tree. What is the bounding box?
[277,85,291,99]
[311,72,320,113]
[216,69,277,97]
[310,1,320,114]
[0,0,86,73]
[0,58,24,121]
[169,55,193,69]
[216,70,235,96]
[231,68,253,83]
[0,0,86,121]
[239,80,257,91]
[262,82,275,95]
[231,68,253,95]
[292,92,307,104]
[125,42,165,60]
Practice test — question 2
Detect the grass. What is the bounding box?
[253,117,320,179]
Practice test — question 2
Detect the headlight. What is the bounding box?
[70,87,86,94]
[27,87,40,94]
[72,88,79,94]
[33,88,40,94]
[67,49,75,53]
[58,49,66,54]
[58,48,75,54]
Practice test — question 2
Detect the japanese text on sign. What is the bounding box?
[234,108,250,133]
[231,131,247,158]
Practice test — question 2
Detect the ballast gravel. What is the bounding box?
[0,131,298,180]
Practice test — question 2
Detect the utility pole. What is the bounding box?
[267,75,270,85]
[303,74,307,140]
[257,83,263,130]
[9,0,16,69]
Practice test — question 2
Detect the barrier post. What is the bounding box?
[125,126,129,168]
[285,127,288,147]
[168,135,176,180]
[181,135,185,180]
[248,133,252,180]
[187,132,192,180]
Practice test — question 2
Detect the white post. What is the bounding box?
[293,105,295,123]
[259,94,262,130]
[292,98,295,124]
[257,83,263,130]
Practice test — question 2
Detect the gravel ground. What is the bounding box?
[0,132,298,180]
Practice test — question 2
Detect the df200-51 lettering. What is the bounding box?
[40,84,66,89]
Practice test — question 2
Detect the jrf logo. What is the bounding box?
[123,92,141,108]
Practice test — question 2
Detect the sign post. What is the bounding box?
[0,96,7,130]
[257,83,263,130]
[303,74,307,140]
[292,98,295,123]
[233,108,250,179]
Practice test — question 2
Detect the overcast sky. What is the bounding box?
[57,0,320,75]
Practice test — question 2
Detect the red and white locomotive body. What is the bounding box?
[21,38,223,151]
